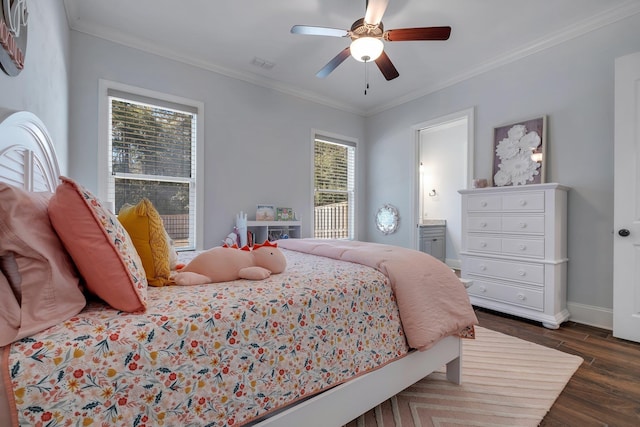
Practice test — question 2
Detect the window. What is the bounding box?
[313,135,356,239]
[106,88,199,249]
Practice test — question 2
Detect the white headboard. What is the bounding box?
[0,110,60,192]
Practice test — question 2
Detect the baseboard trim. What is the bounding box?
[446,258,461,270]
[567,301,613,330]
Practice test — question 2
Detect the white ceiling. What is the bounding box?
[63,0,640,116]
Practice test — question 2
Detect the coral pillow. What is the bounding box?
[0,184,86,346]
[118,198,173,287]
[48,177,147,312]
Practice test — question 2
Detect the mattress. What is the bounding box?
[2,249,409,426]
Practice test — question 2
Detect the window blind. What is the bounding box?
[314,136,356,239]
[108,94,197,249]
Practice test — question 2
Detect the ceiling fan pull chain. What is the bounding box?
[364,60,370,95]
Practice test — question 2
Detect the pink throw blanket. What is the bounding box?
[277,239,478,350]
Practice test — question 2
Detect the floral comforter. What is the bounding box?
[2,250,409,427]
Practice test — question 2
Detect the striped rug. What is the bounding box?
[345,326,583,427]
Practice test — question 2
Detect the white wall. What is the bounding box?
[0,1,70,172]
[364,13,640,327]
[69,32,366,248]
[419,120,467,267]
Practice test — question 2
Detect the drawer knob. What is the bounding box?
[480,241,487,248]
[478,285,487,293]
[517,293,526,300]
[480,222,487,228]
[519,222,527,228]
[519,199,527,206]
[479,264,487,271]
[517,270,526,276]
[518,244,526,251]
[480,201,488,207]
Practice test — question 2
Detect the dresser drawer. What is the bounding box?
[467,236,502,252]
[501,237,544,258]
[468,279,544,310]
[502,191,545,211]
[467,216,501,232]
[501,216,545,234]
[465,257,544,285]
[467,195,501,211]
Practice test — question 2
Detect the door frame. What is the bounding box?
[411,107,475,251]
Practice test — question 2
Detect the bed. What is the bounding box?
[0,109,478,427]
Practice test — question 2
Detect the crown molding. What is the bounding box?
[63,1,364,116]
[65,0,640,118]
[366,0,640,116]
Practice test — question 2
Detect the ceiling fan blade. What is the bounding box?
[375,51,399,81]
[364,0,389,26]
[291,25,349,37]
[385,26,451,42]
[316,47,351,78]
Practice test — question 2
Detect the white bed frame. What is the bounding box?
[0,109,463,427]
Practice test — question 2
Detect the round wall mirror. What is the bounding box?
[376,204,399,235]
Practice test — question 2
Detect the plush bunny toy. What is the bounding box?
[172,240,286,286]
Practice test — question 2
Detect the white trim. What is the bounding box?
[67,1,640,117]
[368,0,640,115]
[310,129,359,241]
[567,301,613,331]
[446,258,461,270]
[65,1,360,117]
[97,79,205,249]
[411,107,475,250]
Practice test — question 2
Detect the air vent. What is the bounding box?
[251,57,275,70]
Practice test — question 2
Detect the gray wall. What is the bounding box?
[365,13,640,327]
[69,32,366,248]
[0,0,70,172]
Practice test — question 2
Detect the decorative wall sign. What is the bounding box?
[0,0,28,76]
[492,116,546,186]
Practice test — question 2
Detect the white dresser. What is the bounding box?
[459,183,569,329]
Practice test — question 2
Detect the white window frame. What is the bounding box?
[98,79,205,250]
[311,130,358,240]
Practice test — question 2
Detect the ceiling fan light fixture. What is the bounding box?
[350,37,383,62]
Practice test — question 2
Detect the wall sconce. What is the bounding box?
[531,152,543,163]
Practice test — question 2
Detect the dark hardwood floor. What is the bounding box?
[474,307,640,427]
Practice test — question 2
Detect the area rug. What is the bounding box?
[345,326,583,427]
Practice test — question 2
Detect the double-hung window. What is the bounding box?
[105,87,200,250]
[313,135,356,239]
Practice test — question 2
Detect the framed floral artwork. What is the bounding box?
[492,115,546,186]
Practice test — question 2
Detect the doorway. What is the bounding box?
[412,108,474,269]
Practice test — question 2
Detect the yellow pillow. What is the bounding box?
[118,199,172,287]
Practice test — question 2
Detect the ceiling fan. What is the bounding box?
[291,0,451,81]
